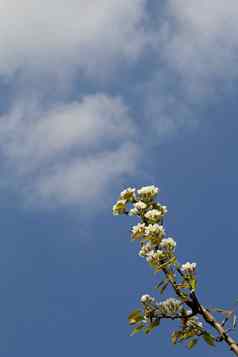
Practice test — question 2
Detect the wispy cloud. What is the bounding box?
[141,0,238,137]
[0,0,148,78]
[0,94,138,206]
[32,142,138,206]
[0,0,237,208]
[0,0,148,207]
[156,0,238,88]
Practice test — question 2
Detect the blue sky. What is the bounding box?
[0,1,238,356]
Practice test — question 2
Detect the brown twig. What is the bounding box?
[165,270,238,356]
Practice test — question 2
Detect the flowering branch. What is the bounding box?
[112,185,238,354]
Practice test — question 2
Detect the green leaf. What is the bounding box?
[203,332,215,346]
[130,323,145,336]
[144,320,160,335]
[128,310,143,325]
[179,331,195,342]
[190,277,197,291]
[171,331,185,344]
[187,338,198,349]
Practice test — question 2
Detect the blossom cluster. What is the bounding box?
[137,186,159,201]
[113,185,202,343]
[113,185,198,280]
[140,295,182,318]
[113,186,177,270]
[112,185,165,218]
[132,222,165,245]
[158,298,181,316]
[131,223,146,240]
[181,262,197,276]
[145,224,165,241]
[160,237,176,251]
[138,237,176,264]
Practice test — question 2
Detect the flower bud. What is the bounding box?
[137,185,159,201]
[120,187,136,201]
[131,223,145,240]
[140,294,155,304]
[112,200,127,215]
[181,262,197,275]
[144,209,162,223]
[160,237,176,251]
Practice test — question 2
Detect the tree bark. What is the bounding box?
[199,305,238,356]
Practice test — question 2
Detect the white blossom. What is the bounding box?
[145,224,165,240]
[144,209,162,223]
[129,200,148,217]
[160,237,176,251]
[140,294,155,304]
[181,262,197,275]
[159,298,181,315]
[138,241,154,257]
[146,249,163,263]
[128,208,139,216]
[137,185,159,201]
[145,251,155,262]
[112,200,127,215]
[131,223,145,240]
[120,187,136,201]
[134,201,147,211]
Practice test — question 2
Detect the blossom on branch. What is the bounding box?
[112,184,238,355]
[181,262,197,276]
[144,209,162,223]
[140,294,155,304]
[134,201,147,211]
[120,187,136,201]
[131,223,146,240]
[112,199,127,215]
[138,241,154,258]
[158,298,181,316]
[137,185,159,201]
[160,237,176,252]
[145,224,165,242]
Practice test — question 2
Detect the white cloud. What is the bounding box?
[1,0,238,207]
[0,0,149,208]
[160,0,238,84]
[0,0,148,78]
[0,94,138,206]
[32,143,138,206]
[140,0,238,138]
[0,94,134,171]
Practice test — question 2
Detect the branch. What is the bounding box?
[196,297,238,356]
[164,268,238,355]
